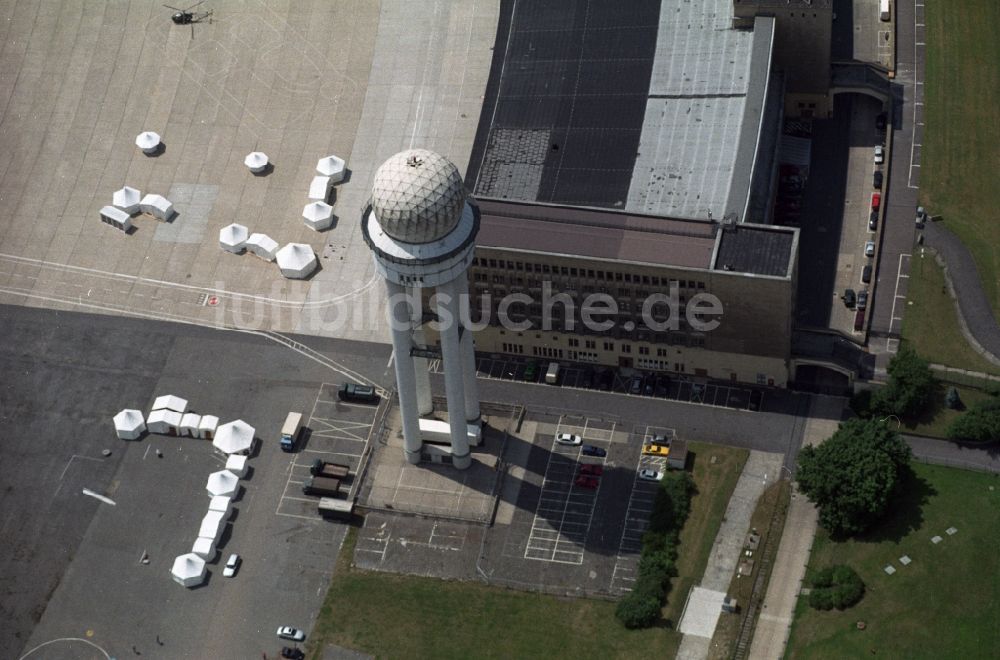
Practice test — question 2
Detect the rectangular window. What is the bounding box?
[621,344,631,354]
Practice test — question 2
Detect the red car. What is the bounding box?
[579,464,604,477]
[574,475,599,489]
[870,192,881,210]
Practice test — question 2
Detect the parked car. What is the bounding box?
[281,648,305,660]
[556,433,582,446]
[642,443,670,457]
[857,290,869,310]
[874,145,884,164]
[915,205,927,227]
[579,464,604,476]
[654,374,670,397]
[222,553,241,578]
[873,170,883,189]
[854,308,866,332]
[869,210,879,231]
[629,374,643,395]
[647,434,671,446]
[862,265,872,284]
[574,475,599,489]
[865,241,876,257]
[876,112,887,131]
[638,469,664,482]
[523,361,538,382]
[277,627,306,642]
[870,192,881,210]
[581,445,607,457]
[843,288,857,308]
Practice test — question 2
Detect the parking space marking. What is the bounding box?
[886,253,913,351]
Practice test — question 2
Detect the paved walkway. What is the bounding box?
[922,222,1000,366]
[747,395,843,659]
[676,451,784,660]
[905,434,1000,474]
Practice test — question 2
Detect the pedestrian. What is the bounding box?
[156,634,163,646]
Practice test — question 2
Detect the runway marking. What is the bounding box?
[19,637,111,660]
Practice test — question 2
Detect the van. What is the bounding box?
[339,382,379,404]
[545,362,560,384]
[861,265,872,284]
[854,308,866,332]
[879,0,891,21]
[280,412,303,452]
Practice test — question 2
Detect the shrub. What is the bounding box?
[947,399,1000,442]
[615,590,662,629]
[850,389,874,418]
[808,564,865,610]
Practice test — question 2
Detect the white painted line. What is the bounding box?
[81,489,116,506]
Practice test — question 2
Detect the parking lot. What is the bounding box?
[275,383,380,520]
[434,356,766,413]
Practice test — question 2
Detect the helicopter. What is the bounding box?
[165,2,212,31]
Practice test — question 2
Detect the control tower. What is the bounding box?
[361,149,481,469]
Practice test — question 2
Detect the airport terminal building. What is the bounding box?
[426,0,826,387]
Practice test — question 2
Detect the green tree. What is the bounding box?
[796,418,911,536]
[872,347,937,417]
[947,399,1000,442]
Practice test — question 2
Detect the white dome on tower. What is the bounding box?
[371,149,466,244]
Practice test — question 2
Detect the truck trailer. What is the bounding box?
[310,459,350,479]
[302,476,341,497]
[280,412,303,452]
[418,418,482,446]
[318,497,354,521]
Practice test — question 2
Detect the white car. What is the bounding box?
[865,241,876,258]
[915,205,927,226]
[638,468,664,482]
[555,433,582,446]
[874,145,884,164]
[222,553,241,578]
[277,626,305,642]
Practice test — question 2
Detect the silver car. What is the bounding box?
[277,626,305,642]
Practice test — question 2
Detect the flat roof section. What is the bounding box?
[469,0,662,207]
[714,223,796,277]
[626,0,765,221]
[475,199,717,270]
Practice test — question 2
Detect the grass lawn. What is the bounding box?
[306,442,747,659]
[900,253,1000,376]
[785,463,1000,659]
[898,383,996,438]
[922,0,1000,320]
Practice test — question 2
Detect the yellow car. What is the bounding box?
[642,443,670,457]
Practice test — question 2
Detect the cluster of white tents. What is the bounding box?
[303,154,346,230]
[112,395,260,451]
[100,184,175,233]
[218,223,318,279]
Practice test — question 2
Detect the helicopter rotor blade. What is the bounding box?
[183,0,206,11]
[163,4,184,10]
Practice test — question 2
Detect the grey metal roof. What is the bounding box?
[627,0,771,221]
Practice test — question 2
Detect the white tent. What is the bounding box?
[99,205,132,232]
[112,186,142,215]
[140,194,173,221]
[225,454,248,478]
[152,394,188,413]
[113,409,146,440]
[206,470,239,498]
[315,154,346,183]
[213,420,255,455]
[276,243,318,279]
[147,409,182,435]
[180,413,201,437]
[302,201,334,231]
[198,510,227,541]
[198,415,219,440]
[219,223,249,254]
[208,494,233,519]
[170,553,206,587]
[308,175,332,201]
[191,536,217,561]
[136,131,161,155]
[244,151,269,173]
[246,233,279,261]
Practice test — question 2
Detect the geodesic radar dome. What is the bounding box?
[370,149,466,244]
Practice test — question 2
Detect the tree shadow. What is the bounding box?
[846,466,937,545]
[901,381,948,430]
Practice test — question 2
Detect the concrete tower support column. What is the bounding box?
[386,280,422,464]
[455,276,480,423]
[435,278,471,469]
[409,287,433,416]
